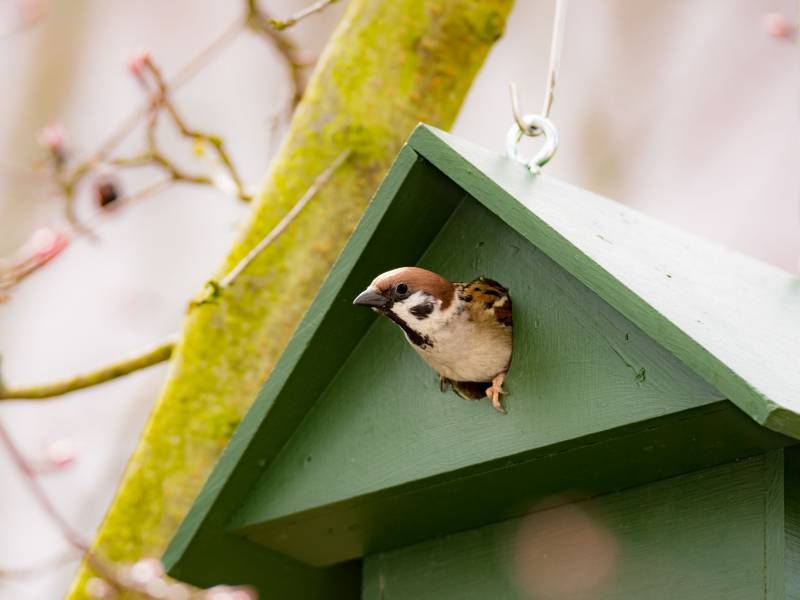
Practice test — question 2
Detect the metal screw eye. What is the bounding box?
[505,114,559,174]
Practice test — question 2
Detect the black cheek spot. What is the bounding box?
[461,294,473,302]
[410,302,434,320]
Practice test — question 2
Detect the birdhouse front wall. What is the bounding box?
[164,130,800,599]
[229,196,775,567]
[361,449,799,600]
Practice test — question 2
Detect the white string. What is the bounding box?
[506,0,569,171]
[510,0,569,133]
[541,0,569,118]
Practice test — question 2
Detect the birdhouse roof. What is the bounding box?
[163,125,800,597]
[410,126,800,438]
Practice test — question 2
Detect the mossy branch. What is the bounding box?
[0,340,175,400]
[68,0,512,596]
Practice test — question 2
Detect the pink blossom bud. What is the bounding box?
[130,557,164,584]
[86,577,116,599]
[127,50,150,76]
[30,227,69,262]
[16,0,47,25]
[762,12,794,38]
[37,123,64,151]
[144,576,169,598]
[165,584,191,600]
[205,586,256,600]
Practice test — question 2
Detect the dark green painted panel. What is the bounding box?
[167,534,360,599]
[235,401,790,567]
[237,199,720,522]
[362,454,783,600]
[227,200,798,565]
[787,446,800,599]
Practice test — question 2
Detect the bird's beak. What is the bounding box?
[353,287,387,308]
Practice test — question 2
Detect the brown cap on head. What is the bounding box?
[369,266,454,308]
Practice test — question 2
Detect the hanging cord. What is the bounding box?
[506,0,569,173]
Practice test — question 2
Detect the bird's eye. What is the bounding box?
[396,283,409,295]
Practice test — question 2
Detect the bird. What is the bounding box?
[353,266,512,413]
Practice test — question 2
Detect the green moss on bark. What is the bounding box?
[67,0,512,596]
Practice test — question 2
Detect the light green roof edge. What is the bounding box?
[410,125,800,439]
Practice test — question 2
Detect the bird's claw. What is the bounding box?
[486,372,507,414]
[439,375,451,393]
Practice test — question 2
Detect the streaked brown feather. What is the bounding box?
[457,277,512,328]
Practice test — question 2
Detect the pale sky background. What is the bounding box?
[0,1,797,598]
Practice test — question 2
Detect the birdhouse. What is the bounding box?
[164,125,800,599]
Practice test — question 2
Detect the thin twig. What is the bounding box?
[0,421,88,550]
[246,0,306,105]
[111,152,213,187]
[0,338,175,400]
[0,552,77,579]
[0,420,252,599]
[140,57,251,200]
[90,16,244,164]
[267,0,340,30]
[219,149,350,288]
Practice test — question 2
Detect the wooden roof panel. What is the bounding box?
[410,125,800,438]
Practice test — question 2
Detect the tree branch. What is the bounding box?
[68,0,513,595]
[0,339,175,400]
[245,0,306,105]
[268,0,340,30]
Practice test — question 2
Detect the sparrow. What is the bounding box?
[353,267,512,413]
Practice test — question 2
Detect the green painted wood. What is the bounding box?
[165,124,800,595]
[787,446,800,599]
[362,453,787,600]
[408,126,800,438]
[164,148,466,597]
[230,198,792,566]
[235,402,790,567]
[765,451,786,599]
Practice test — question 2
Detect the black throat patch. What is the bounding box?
[382,309,432,349]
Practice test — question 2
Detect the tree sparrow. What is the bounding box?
[353,267,512,413]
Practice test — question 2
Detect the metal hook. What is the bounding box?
[506,114,558,174]
[505,0,568,172]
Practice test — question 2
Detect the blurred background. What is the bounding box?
[0,0,796,597]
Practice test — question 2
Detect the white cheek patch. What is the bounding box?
[391,291,429,324]
[392,292,459,340]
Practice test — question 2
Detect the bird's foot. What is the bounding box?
[485,372,507,414]
[439,375,451,393]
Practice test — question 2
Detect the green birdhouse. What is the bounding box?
[164,125,800,599]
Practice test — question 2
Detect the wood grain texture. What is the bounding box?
[408,126,800,438]
[362,454,786,600]
[787,446,800,599]
[765,451,785,599]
